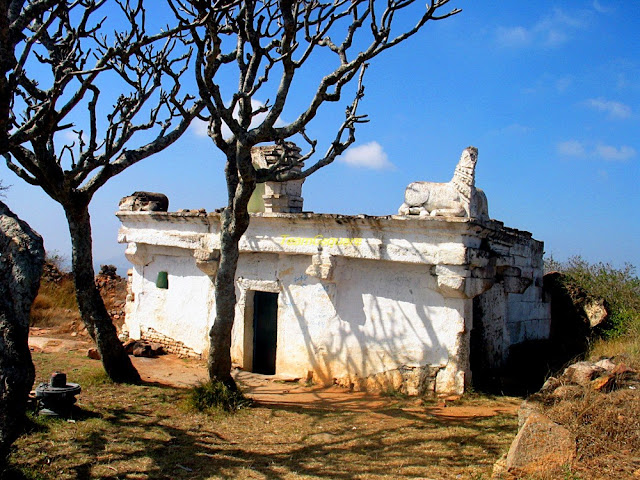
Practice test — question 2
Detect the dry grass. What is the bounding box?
[30,277,81,328]
[589,335,640,370]
[4,351,518,480]
[540,387,640,480]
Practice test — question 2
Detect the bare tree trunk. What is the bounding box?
[64,201,140,384]
[0,201,44,461]
[208,153,255,389]
[208,216,241,388]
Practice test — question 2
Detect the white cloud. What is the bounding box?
[191,118,208,137]
[555,76,572,93]
[496,8,589,48]
[496,26,531,48]
[595,144,636,161]
[592,1,612,14]
[558,140,637,162]
[191,99,284,138]
[557,140,587,157]
[585,98,632,119]
[339,142,394,170]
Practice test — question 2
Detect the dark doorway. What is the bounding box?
[252,291,278,375]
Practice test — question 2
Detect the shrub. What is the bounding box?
[548,256,639,339]
[187,380,253,414]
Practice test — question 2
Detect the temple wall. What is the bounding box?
[118,210,549,396]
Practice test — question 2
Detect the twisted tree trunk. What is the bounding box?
[64,200,140,384]
[208,152,255,389]
[0,201,44,461]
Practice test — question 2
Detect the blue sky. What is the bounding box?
[2,0,639,272]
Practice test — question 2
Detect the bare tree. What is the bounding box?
[3,0,202,382]
[170,0,460,387]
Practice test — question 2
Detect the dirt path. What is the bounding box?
[29,328,520,418]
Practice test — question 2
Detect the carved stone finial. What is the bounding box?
[398,147,488,220]
[251,143,305,213]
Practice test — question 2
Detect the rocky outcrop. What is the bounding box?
[0,201,45,459]
[494,358,640,478]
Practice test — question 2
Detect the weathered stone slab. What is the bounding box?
[505,412,576,475]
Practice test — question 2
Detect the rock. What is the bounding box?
[591,374,615,392]
[118,191,169,212]
[612,363,636,377]
[551,385,584,400]
[132,344,152,357]
[123,339,137,355]
[518,399,543,429]
[87,348,101,360]
[584,299,608,328]
[540,376,561,393]
[505,412,576,476]
[491,454,517,480]
[561,361,606,386]
[595,358,617,372]
[0,201,45,457]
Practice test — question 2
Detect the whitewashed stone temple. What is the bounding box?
[117,146,550,396]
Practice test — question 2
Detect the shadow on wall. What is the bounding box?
[282,257,451,395]
[472,271,605,396]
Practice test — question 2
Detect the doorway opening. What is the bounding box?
[252,291,278,375]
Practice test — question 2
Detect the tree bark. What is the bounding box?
[64,200,140,384]
[208,216,241,388]
[208,152,255,389]
[0,201,44,461]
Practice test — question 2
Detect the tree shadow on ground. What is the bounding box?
[23,397,514,479]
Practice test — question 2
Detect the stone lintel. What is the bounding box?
[194,248,220,276]
[431,264,495,299]
[124,242,151,266]
[305,253,336,281]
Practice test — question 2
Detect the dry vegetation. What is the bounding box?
[543,387,640,479]
[5,351,518,480]
[8,257,639,479]
[30,275,79,328]
[531,257,640,479]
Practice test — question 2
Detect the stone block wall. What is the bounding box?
[140,327,202,359]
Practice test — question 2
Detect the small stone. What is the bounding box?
[561,361,606,386]
[132,344,152,357]
[594,358,616,372]
[551,385,584,400]
[540,376,561,393]
[123,339,137,354]
[612,363,635,376]
[87,348,101,360]
[591,374,615,392]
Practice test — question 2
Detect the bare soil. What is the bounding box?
[8,328,521,480]
[29,328,519,418]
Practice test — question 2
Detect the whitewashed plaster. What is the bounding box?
[117,210,549,396]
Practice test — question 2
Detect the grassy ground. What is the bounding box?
[6,351,517,480]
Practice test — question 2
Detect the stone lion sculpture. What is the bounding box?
[398,146,489,219]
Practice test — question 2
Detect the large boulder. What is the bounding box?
[0,201,45,459]
[496,412,576,478]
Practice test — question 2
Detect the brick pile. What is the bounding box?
[140,327,201,359]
